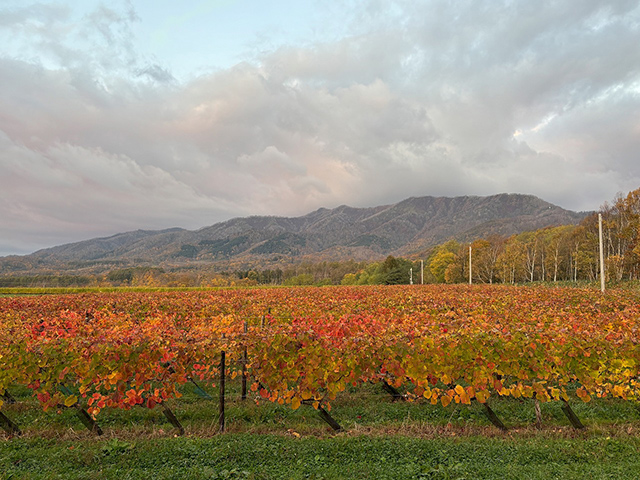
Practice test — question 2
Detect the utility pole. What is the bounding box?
[599,213,605,293]
[469,246,472,285]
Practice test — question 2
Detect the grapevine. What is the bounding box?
[1,285,639,425]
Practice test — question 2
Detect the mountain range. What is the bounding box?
[0,193,588,274]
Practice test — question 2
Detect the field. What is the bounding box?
[2,284,640,479]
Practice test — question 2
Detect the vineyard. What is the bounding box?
[1,284,640,437]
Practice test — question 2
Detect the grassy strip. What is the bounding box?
[2,383,640,479]
[2,433,640,479]
[0,286,220,296]
[2,280,639,296]
[0,285,297,296]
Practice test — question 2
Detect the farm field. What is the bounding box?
[2,284,640,479]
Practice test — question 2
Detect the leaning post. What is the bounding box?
[599,213,605,293]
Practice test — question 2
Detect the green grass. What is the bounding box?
[3,381,640,479]
[0,286,218,296]
[0,285,294,296]
[3,434,640,480]
[2,280,639,297]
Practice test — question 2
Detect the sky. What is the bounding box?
[1,0,639,256]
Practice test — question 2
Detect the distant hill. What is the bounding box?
[0,193,588,274]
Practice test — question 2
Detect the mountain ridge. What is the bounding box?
[0,193,589,274]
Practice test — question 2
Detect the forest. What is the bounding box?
[428,188,640,285]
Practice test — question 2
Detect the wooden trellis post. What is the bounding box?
[481,401,508,431]
[219,339,226,433]
[241,320,248,400]
[75,406,103,435]
[59,385,103,435]
[1,390,16,404]
[317,406,342,432]
[0,411,21,436]
[302,400,342,432]
[561,399,585,429]
[382,381,405,402]
[161,404,185,435]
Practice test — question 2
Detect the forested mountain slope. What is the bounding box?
[0,193,586,273]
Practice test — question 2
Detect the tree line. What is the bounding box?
[424,188,640,285]
[339,187,640,286]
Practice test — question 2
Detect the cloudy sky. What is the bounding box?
[1,0,639,256]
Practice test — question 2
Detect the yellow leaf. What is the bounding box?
[441,395,452,407]
[576,387,591,403]
[291,397,301,410]
[476,390,487,403]
[64,395,78,407]
[511,386,521,399]
[455,385,465,395]
[422,387,432,400]
[613,385,624,397]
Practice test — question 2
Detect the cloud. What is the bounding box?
[136,63,175,83]
[1,0,639,255]
[0,0,166,82]
[0,131,229,253]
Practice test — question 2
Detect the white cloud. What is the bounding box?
[0,132,228,252]
[1,0,639,255]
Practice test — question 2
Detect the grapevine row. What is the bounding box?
[1,285,639,423]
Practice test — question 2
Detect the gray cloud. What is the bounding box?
[1,0,639,255]
[136,63,175,83]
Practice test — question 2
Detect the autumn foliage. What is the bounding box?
[1,285,639,417]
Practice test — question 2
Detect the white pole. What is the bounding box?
[599,213,605,293]
[420,260,424,285]
[409,268,413,285]
[469,245,472,285]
